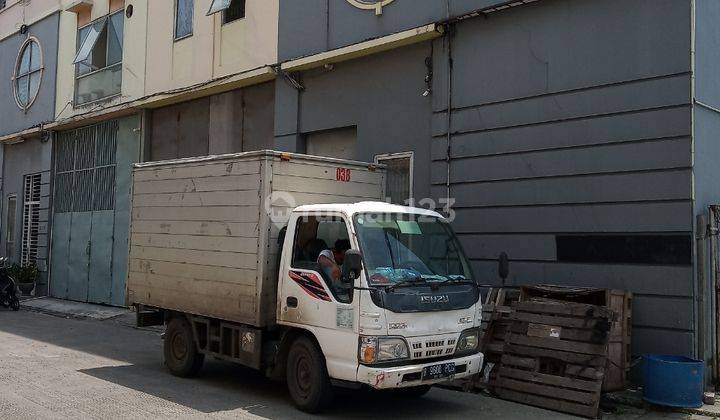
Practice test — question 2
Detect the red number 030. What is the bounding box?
[336,168,352,182]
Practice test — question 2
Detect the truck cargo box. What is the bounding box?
[126,151,385,327]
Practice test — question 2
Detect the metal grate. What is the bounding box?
[21,174,42,265]
[55,121,117,213]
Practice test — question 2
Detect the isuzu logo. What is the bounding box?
[421,295,449,304]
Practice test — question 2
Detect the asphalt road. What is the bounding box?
[0,308,708,419]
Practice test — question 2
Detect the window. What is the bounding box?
[13,37,43,111]
[55,121,118,214]
[74,11,124,105]
[224,0,245,24]
[375,152,413,205]
[206,0,245,23]
[175,0,194,40]
[556,235,692,265]
[292,215,352,303]
[0,0,6,10]
[21,174,41,265]
[5,196,16,259]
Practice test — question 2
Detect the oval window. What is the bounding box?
[14,37,43,111]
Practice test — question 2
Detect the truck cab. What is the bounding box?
[277,202,484,411]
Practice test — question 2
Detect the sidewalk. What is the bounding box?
[20,296,129,320]
[605,389,720,418]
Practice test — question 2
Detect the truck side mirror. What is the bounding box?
[342,250,363,284]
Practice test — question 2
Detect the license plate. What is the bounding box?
[422,362,456,380]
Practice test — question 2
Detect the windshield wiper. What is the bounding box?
[437,276,475,286]
[388,277,428,290]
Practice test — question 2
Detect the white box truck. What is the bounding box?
[127,150,483,412]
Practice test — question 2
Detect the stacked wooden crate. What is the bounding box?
[474,288,520,390]
[519,286,633,391]
[494,299,614,418]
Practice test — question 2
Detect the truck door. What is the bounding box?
[278,213,359,379]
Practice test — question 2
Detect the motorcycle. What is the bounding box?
[0,257,19,311]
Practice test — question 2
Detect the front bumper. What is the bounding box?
[357,352,484,389]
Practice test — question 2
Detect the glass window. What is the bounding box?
[14,38,43,111]
[354,213,473,286]
[375,153,412,205]
[175,0,194,39]
[291,216,352,303]
[74,11,124,105]
[206,0,231,15]
[223,0,245,24]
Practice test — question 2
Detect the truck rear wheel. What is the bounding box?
[164,317,204,377]
[286,336,333,413]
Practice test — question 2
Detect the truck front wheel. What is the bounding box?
[286,336,333,413]
[164,317,204,377]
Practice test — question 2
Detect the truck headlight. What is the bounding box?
[359,336,409,364]
[455,328,480,355]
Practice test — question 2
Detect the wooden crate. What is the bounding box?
[520,285,632,391]
[495,300,613,419]
[473,288,520,390]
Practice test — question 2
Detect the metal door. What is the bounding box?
[50,121,117,305]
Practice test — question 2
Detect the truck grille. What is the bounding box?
[408,337,457,360]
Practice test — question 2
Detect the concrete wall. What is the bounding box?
[1,137,53,293]
[55,0,148,120]
[145,0,278,96]
[150,81,275,161]
[0,0,62,41]
[276,0,696,356]
[0,12,60,136]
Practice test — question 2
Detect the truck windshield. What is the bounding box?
[353,213,473,286]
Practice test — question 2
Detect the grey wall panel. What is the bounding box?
[432,137,691,185]
[150,97,210,160]
[470,260,694,297]
[450,0,691,108]
[431,107,691,161]
[453,202,692,234]
[633,328,694,357]
[0,13,59,136]
[241,82,276,152]
[436,170,692,208]
[277,42,434,200]
[433,76,691,137]
[633,296,694,331]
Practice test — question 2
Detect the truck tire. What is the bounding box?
[286,336,333,413]
[164,317,204,377]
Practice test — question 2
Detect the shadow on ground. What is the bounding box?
[1,310,471,418]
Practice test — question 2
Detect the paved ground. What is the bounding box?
[0,307,712,419]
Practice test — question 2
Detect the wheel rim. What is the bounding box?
[294,351,313,397]
[171,330,188,361]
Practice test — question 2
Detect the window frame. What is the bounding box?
[74,10,124,106]
[12,36,44,112]
[174,0,194,41]
[222,0,246,25]
[374,151,414,205]
[5,194,17,259]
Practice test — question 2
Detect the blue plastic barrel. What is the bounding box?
[643,354,704,408]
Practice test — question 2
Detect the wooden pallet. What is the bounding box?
[494,300,613,419]
[520,285,632,391]
[472,288,520,390]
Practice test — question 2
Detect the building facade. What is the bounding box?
[45,0,278,306]
[0,1,63,294]
[272,0,718,371]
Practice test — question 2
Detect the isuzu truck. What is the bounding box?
[127,150,483,412]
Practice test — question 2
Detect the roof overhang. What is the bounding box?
[281,23,443,73]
